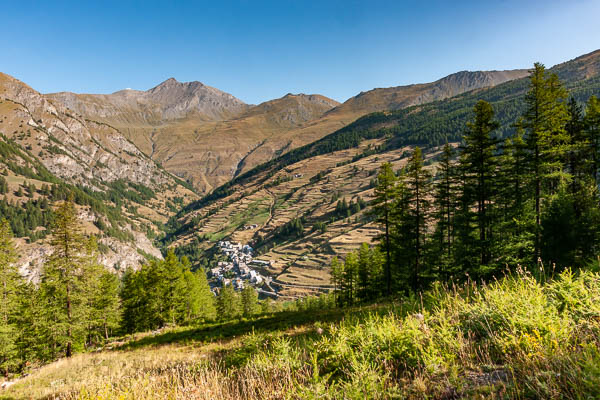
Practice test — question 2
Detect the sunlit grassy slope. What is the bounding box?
[3,268,600,399]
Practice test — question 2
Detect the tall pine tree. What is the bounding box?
[0,219,19,375]
[459,100,500,273]
[372,162,399,296]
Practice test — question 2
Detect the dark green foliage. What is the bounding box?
[217,285,241,321]
[351,67,600,304]
[240,286,260,318]
[277,217,304,239]
[429,143,457,280]
[312,221,327,233]
[120,250,216,333]
[392,147,432,292]
[0,176,8,194]
[371,162,399,296]
[331,245,383,306]
[456,100,501,276]
[0,198,54,240]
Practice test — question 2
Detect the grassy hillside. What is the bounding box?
[3,268,600,399]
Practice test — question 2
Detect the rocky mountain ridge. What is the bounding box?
[48,77,249,122]
[42,70,528,193]
[0,73,197,276]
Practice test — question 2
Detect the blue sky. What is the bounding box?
[1,0,599,104]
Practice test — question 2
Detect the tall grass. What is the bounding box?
[3,269,600,399]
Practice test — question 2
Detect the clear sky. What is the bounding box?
[1,0,599,104]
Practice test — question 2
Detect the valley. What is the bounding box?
[3,2,600,398]
[164,49,600,299]
[0,62,535,282]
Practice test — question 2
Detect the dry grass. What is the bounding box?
[2,344,307,400]
[4,270,600,399]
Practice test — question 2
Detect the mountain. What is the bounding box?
[330,69,530,115]
[46,70,527,194]
[48,78,248,122]
[0,72,197,277]
[46,81,339,192]
[234,69,530,177]
[166,49,600,299]
[0,57,571,282]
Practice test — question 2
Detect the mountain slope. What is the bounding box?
[217,69,529,180]
[46,82,340,192]
[167,49,600,299]
[330,69,530,116]
[46,70,527,193]
[0,73,197,277]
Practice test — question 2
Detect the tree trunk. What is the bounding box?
[66,281,72,358]
[385,204,391,296]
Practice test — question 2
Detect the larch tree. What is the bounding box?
[397,147,432,292]
[0,219,19,375]
[217,284,241,321]
[584,96,600,184]
[372,162,399,296]
[240,286,260,318]
[519,63,568,260]
[42,199,89,358]
[330,256,344,307]
[431,143,457,280]
[460,100,500,271]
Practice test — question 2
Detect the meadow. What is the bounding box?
[4,267,600,399]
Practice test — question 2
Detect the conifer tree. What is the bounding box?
[15,282,51,363]
[584,96,600,183]
[342,251,358,305]
[565,97,586,197]
[431,143,457,279]
[182,269,215,323]
[96,270,120,340]
[460,100,500,271]
[330,256,344,306]
[160,250,187,325]
[496,132,535,266]
[217,284,241,320]
[240,286,260,318]
[356,243,373,301]
[42,199,89,358]
[372,162,399,296]
[120,268,145,333]
[395,147,432,292]
[0,176,7,195]
[0,219,19,375]
[84,241,120,344]
[519,63,568,259]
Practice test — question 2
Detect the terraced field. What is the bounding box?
[174,139,444,298]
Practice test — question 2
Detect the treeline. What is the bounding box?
[0,176,160,244]
[332,63,600,301]
[0,200,335,375]
[120,252,215,333]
